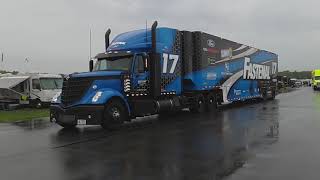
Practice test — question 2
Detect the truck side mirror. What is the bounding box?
[89,60,94,72]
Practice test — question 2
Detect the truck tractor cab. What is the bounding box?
[51,22,168,129]
[312,70,320,90]
[93,51,150,95]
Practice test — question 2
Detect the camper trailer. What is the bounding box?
[0,73,63,108]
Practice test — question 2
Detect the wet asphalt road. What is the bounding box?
[0,87,319,180]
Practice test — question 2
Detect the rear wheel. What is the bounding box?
[101,99,128,130]
[189,94,206,113]
[206,93,217,112]
[270,89,276,100]
[262,90,268,101]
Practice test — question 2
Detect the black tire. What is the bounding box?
[101,98,128,130]
[270,89,276,100]
[206,93,217,112]
[262,90,268,101]
[31,99,42,108]
[189,94,206,113]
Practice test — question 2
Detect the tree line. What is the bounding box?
[0,70,19,75]
[278,70,311,79]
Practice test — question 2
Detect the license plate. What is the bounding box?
[77,119,87,125]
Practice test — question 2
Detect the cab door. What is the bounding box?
[131,54,149,95]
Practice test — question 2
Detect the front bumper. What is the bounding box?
[50,104,104,125]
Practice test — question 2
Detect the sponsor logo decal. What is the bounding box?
[221,48,233,58]
[203,48,219,54]
[208,57,216,65]
[225,62,230,72]
[243,57,277,80]
[207,39,216,48]
[206,73,217,80]
[110,42,126,47]
[234,89,241,96]
[221,62,233,76]
[138,80,147,86]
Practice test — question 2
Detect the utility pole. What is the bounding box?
[89,28,92,60]
[25,57,30,73]
[0,52,4,71]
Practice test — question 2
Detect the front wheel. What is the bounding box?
[101,99,128,130]
[31,99,42,108]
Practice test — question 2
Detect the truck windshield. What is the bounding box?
[40,78,63,90]
[94,56,132,71]
[315,76,320,80]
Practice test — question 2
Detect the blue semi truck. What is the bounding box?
[50,21,278,129]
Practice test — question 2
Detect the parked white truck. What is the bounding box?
[0,73,63,108]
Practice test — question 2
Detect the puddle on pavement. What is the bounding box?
[46,101,280,180]
[0,99,281,180]
[13,117,51,130]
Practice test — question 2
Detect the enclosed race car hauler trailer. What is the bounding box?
[51,21,278,129]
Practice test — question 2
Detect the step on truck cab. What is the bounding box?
[50,21,278,129]
[312,70,320,90]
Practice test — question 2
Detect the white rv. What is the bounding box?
[0,73,63,108]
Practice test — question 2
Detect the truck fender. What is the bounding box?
[81,88,131,115]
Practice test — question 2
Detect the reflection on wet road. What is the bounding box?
[1,88,318,180]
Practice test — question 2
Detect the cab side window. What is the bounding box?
[32,79,41,90]
[134,55,146,73]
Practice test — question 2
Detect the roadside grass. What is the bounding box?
[0,108,49,123]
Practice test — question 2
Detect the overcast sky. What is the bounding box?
[0,0,319,73]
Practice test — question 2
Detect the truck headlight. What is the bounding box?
[92,91,103,102]
[51,92,61,103]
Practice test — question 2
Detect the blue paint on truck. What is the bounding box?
[50,21,278,129]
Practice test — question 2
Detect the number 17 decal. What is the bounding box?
[162,53,179,74]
